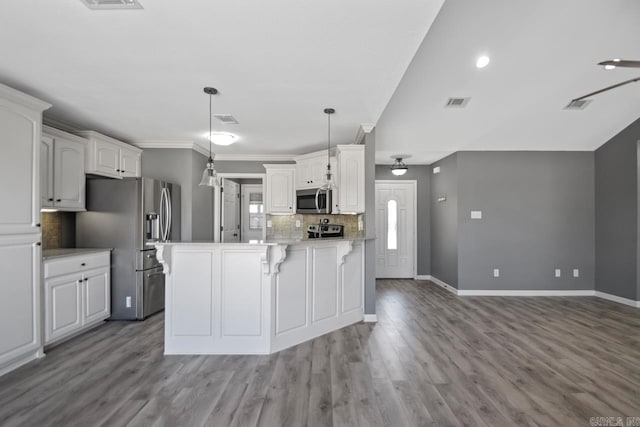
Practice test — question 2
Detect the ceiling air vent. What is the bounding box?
[445,97,470,108]
[80,0,143,10]
[213,114,239,124]
[564,99,591,110]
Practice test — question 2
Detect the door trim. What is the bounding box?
[375,180,418,278]
[214,173,266,243]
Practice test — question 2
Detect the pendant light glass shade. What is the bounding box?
[199,87,220,188]
[199,156,219,187]
[391,157,408,176]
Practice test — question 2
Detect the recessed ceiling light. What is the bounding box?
[206,132,238,146]
[475,55,490,69]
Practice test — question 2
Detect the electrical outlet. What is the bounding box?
[555,269,561,278]
[493,268,500,277]
[267,220,272,228]
[471,211,482,219]
[573,269,579,278]
[126,296,132,308]
[295,220,301,228]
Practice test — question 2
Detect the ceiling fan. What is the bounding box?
[572,59,640,102]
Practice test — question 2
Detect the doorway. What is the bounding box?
[375,180,417,278]
[214,174,266,243]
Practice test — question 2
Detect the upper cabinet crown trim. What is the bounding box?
[75,130,141,153]
[0,83,51,112]
[43,125,88,145]
[293,147,336,162]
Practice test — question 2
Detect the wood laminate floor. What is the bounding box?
[1,280,639,426]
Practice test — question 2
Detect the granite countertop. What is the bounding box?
[42,248,113,260]
[149,237,374,246]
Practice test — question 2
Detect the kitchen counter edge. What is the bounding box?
[42,248,113,260]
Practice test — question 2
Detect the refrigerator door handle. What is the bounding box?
[166,188,172,241]
[159,188,166,241]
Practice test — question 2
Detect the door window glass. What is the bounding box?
[387,199,397,250]
[248,192,264,229]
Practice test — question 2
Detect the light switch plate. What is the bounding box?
[295,220,301,228]
[267,220,272,228]
[555,269,561,278]
[573,269,579,278]
[471,211,482,219]
[493,268,500,277]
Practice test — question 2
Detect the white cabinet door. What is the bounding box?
[93,139,120,178]
[53,138,85,210]
[295,155,330,189]
[310,155,328,187]
[40,136,54,209]
[45,273,82,343]
[337,145,365,213]
[0,103,40,234]
[120,147,141,178]
[0,235,41,367]
[83,268,110,324]
[265,166,295,214]
[295,159,312,189]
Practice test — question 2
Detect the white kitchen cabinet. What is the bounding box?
[76,130,142,179]
[264,164,295,214]
[295,150,334,190]
[44,251,111,345]
[0,84,49,377]
[41,126,87,211]
[335,145,365,213]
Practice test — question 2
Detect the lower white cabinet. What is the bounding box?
[44,251,110,345]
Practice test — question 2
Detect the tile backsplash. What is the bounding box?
[42,212,76,250]
[266,213,365,241]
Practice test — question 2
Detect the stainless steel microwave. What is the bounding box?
[296,188,332,214]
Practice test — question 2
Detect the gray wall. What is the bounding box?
[364,130,377,314]
[595,117,640,300]
[215,160,294,174]
[375,164,431,275]
[141,148,214,241]
[457,152,595,291]
[430,153,459,287]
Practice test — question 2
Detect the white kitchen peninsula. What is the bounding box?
[154,239,365,355]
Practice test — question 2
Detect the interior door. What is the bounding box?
[375,181,416,278]
[241,184,264,242]
[222,179,240,242]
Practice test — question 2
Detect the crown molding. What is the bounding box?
[132,140,297,162]
[0,83,51,112]
[355,123,375,145]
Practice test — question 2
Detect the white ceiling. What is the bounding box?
[376,0,640,164]
[0,0,444,156]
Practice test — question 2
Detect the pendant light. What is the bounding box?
[314,108,336,213]
[199,87,220,188]
[390,156,409,176]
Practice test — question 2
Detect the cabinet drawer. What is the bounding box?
[44,252,110,279]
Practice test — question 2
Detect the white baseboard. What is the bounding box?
[457,289,595,297]
[410,276,639,308]
[426,275,459,295]
[595,291,640,308]
[363,314,378,323]
[414,275,430,280]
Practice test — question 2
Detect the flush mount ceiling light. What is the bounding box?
[80,0,143,10]
[475,55,490,69]
[199,87,220,188]
[208,131,238,146]
[390,155,410,176]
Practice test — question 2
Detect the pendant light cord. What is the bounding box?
[327,112,331,169]
[209,93,213,161]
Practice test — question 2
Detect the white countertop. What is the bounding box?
[42,248,113,260]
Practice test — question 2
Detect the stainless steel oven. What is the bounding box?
[296,188,332,214]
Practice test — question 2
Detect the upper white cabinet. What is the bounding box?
[264,164,295,214]
[76,131,142,179]
[295,150,333,190]
[0,83,50,377]
[41,126,87,211]
[335,145,365,214]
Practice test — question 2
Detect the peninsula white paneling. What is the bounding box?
[312,246,338,323]
[172,250,213,337]
[275,247,308,335]
[221,250,263,337]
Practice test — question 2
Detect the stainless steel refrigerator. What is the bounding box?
[76,177,181,320]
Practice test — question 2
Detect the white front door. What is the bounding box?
[375,181,416,278]
[222,179,240,243]
[241,184,264,242]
